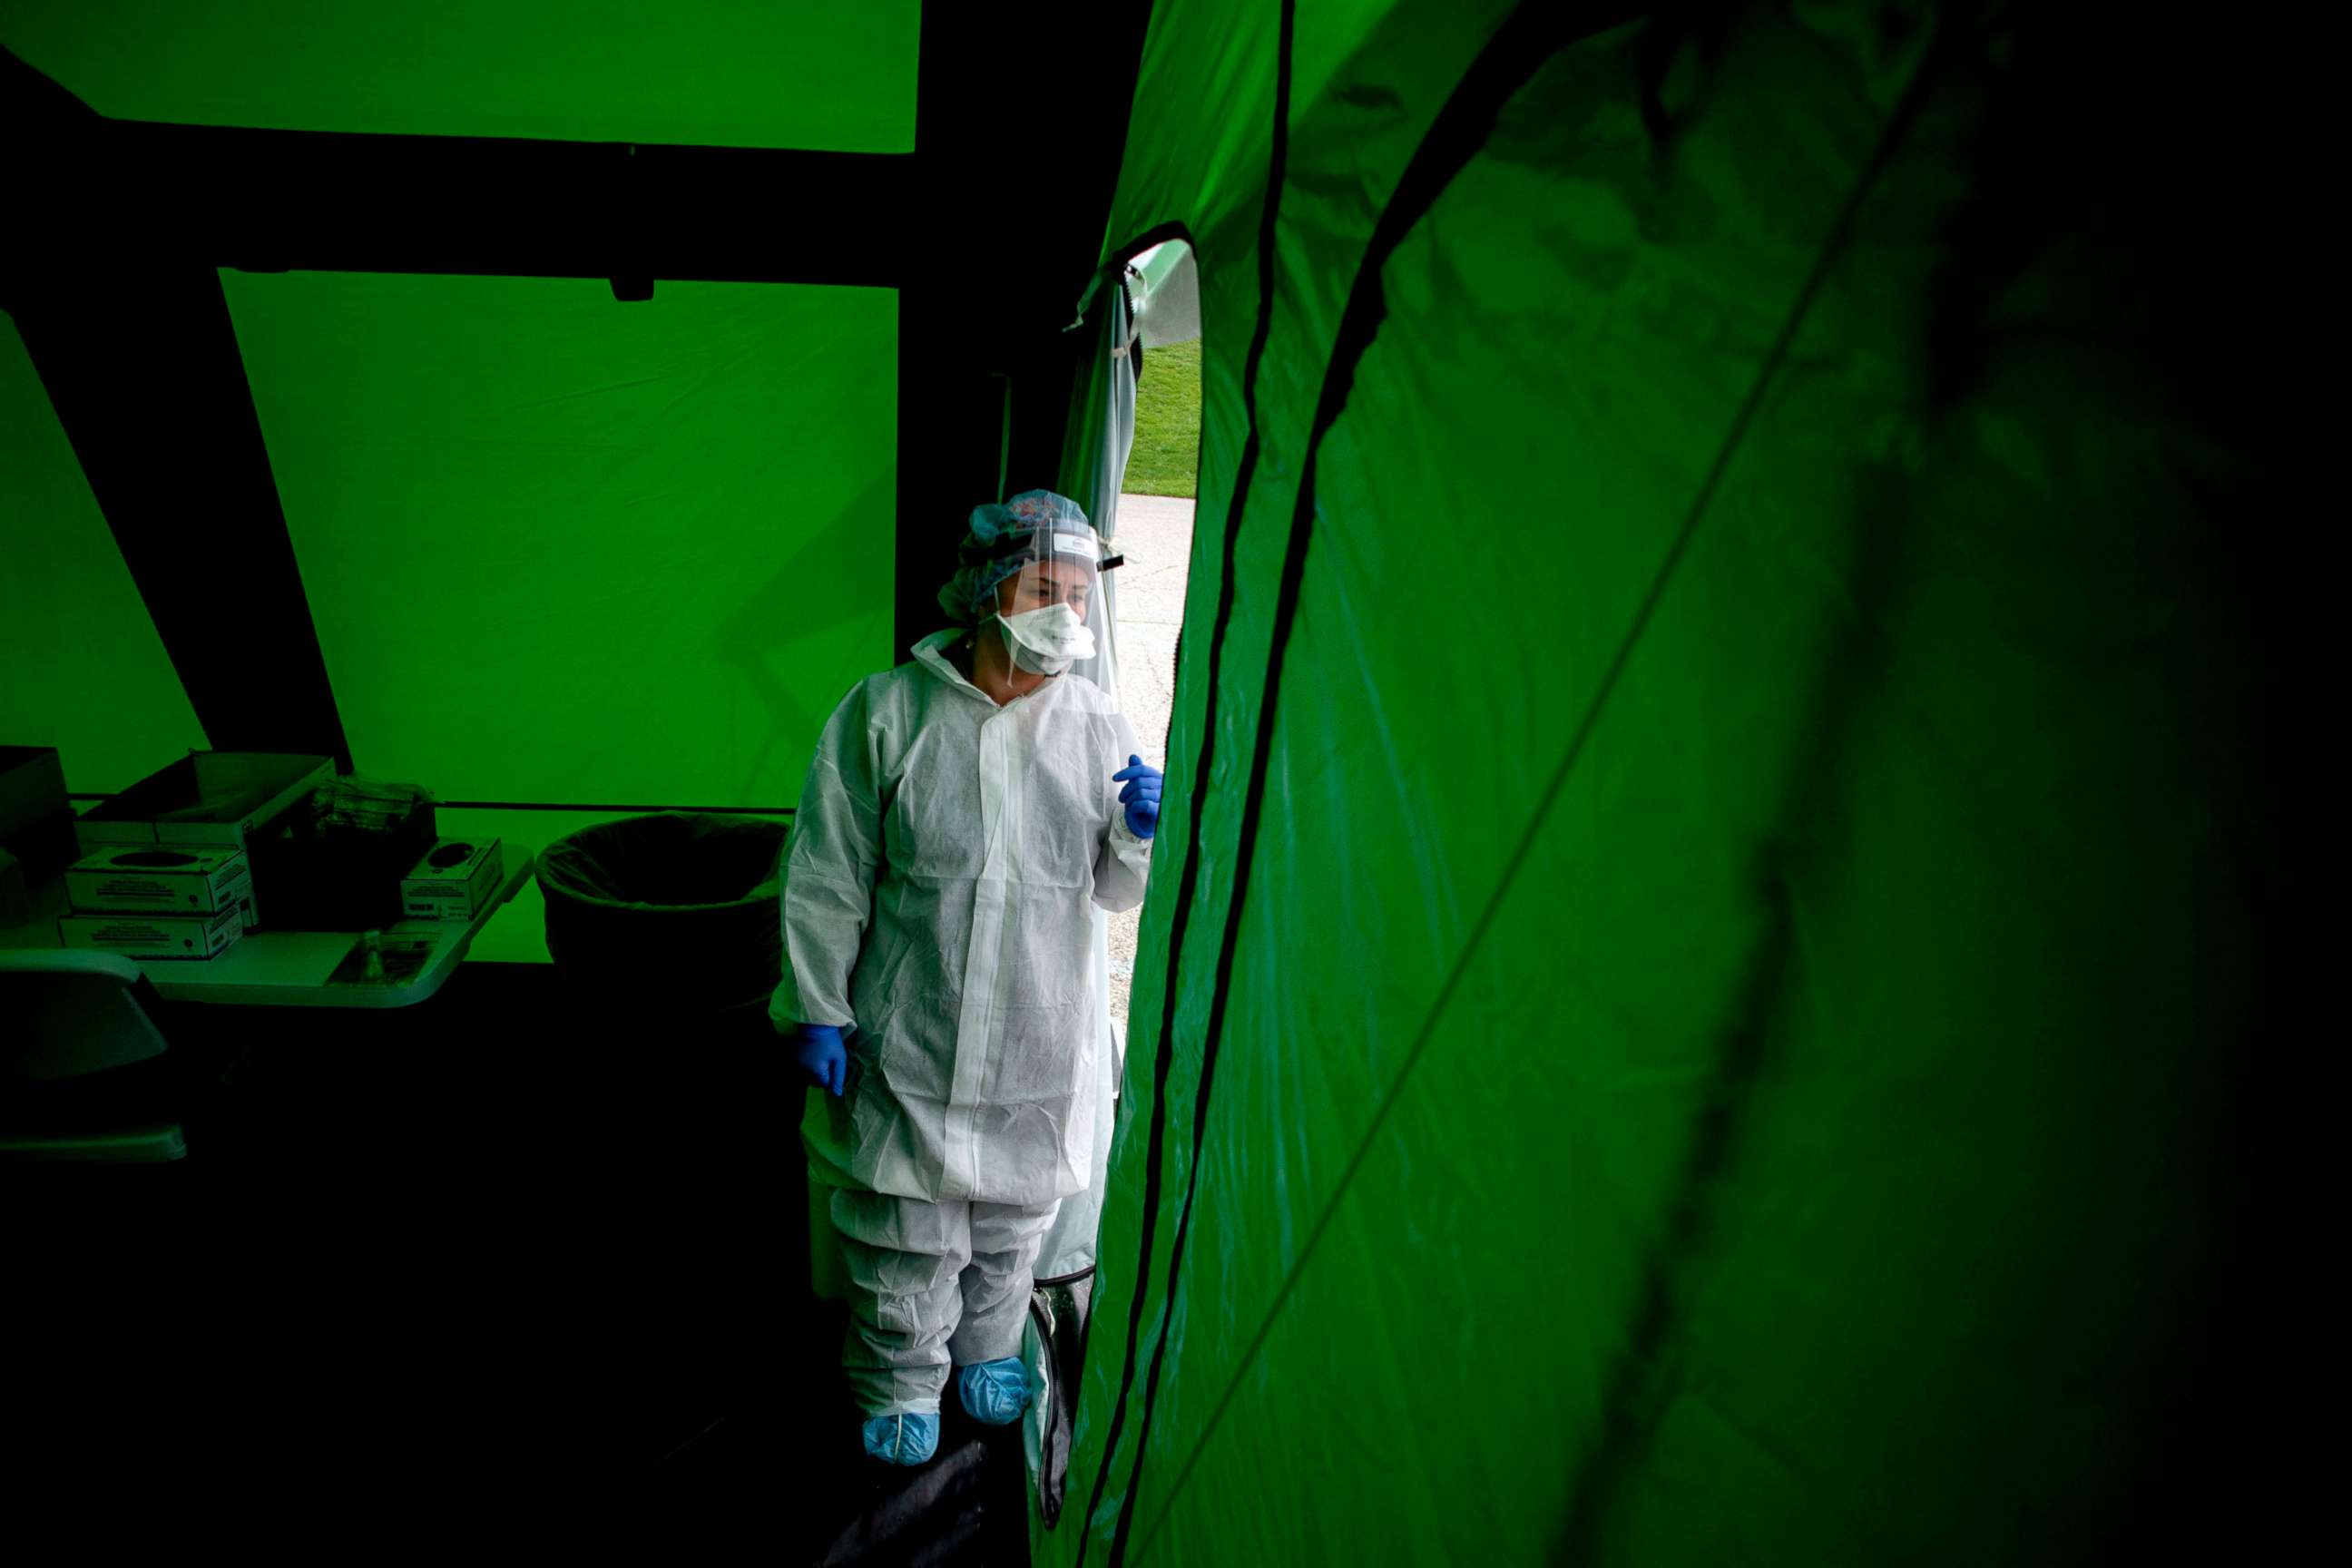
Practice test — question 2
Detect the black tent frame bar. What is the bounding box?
[14,116,918,291]
[4,2,1160,781]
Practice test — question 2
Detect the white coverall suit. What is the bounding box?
[773,627,1152,1417]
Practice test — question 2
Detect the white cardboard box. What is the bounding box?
[399,838,503,922]
[58,902,246,961]
[65,843,253,918]
[73,752,336,931]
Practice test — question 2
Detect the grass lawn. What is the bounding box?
[1125,338,1201,498]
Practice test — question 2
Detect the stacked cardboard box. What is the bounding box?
[60,750,335,960]
[57,844,252,960]
[9,751,489,948]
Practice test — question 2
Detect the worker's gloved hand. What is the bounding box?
[1113,754,1163,839]
[789,1023,848,1096]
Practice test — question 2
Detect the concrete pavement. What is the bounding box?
[1105,492,1195,1033]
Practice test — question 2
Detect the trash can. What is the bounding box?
[534,811,789,1019]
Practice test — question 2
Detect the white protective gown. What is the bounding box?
[774,628,1152,1208]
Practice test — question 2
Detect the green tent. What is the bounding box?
[4,1,2296,1561]
[1060,3,2295,1563]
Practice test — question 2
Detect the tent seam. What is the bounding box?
[1109,3,1649,1561]
[1073,3,1298,1563]
[1118,5,1956,1559]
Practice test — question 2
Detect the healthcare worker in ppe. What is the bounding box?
[772,489,1162,1466]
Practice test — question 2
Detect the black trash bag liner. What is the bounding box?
[535,812,789,1015]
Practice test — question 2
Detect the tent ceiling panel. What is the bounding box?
[0,0,918,152]
[218,270,896,808]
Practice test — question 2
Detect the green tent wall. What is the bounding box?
[3,0,1143,816]
[1051,2,2298,1564]
[0,2,918,150]
[7,272,897,808]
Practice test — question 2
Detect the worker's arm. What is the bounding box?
[771,679,886,1034]
[1092,714,1156,914]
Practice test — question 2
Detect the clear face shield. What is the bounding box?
[985,524,1122,706]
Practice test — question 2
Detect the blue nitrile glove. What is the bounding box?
[1113,754,1162,839]
[790,1023,847,1095]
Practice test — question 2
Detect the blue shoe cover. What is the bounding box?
[861,1412,940,1465]
[956,1357,1031,1426]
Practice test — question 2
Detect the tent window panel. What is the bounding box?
[1,1,919,152]
[218,271,897,809]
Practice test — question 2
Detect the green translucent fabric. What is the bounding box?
[1047,4,2262,1563]
[220,271,897,810]
[0,1,918,151]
